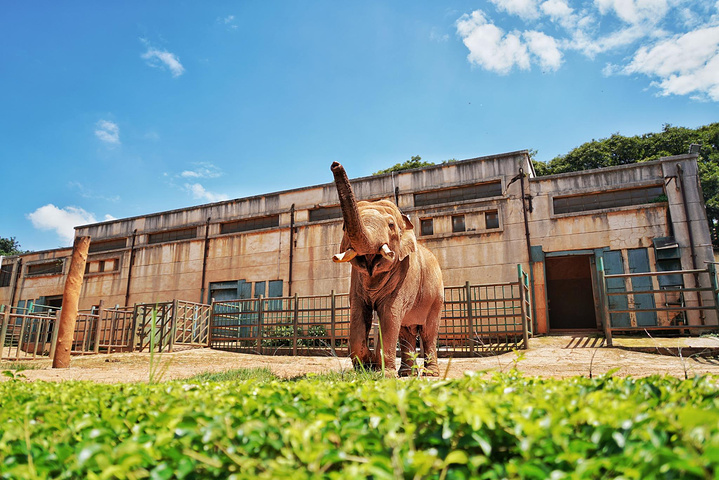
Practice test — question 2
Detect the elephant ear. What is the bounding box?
[399,214,417,261]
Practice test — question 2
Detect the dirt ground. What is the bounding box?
[3,335,719,383]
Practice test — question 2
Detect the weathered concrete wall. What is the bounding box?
[4,151,713,335]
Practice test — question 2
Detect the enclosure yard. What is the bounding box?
[4,336,719,383]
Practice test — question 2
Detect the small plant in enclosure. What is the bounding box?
[262,326,295,347]
[302,325,327,347]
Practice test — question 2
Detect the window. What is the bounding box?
[147,227,197,244]
[221,215,280,234]
[268,280,283,297]
[553,185,665,215]
[254,281,266,298]
[88,238,127,253]
[27,260,64,276]
[452,215,466,233]
[0,263,13,287]
[309,206,342,222]
[485,211,499,229]
[85,258,119,274]
[414,181,502,207]
[420,219,434,236]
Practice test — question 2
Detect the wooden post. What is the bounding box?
[52,236,90,368]
[597,257,613,347]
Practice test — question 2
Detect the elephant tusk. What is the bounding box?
[379,244,396,261]
[333,248,357,263]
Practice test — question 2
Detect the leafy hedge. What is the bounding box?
[1,373,718,478]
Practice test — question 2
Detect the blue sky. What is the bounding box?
[1,1,718,252]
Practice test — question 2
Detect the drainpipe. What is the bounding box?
[676,164,704,323]
[124,229,137,307]
[519,167,537,333]
[200,217,211,304]
[288,204,295,296]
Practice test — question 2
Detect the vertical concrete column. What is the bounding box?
[52,236,90,368]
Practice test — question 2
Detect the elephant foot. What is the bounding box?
[398,367,414,377]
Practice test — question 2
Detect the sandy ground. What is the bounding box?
[3,335,719,383]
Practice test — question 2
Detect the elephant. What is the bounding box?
[330,162,444,377]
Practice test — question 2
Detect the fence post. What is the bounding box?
[330,290,336,356]
[168,300,179,353]
[708,263,719,326]
[292,293,299,356]
[207,297,215,347]
[48,310,60,360]
[518,265,529,349]
[257,296,264,354]
[465,281,474,355]
[94,300,104,354]
[128,303,138,353]
[597,257,613,347]
[0,306,8,359]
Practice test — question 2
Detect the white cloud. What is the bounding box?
[27,205,98,245]
[622,25,719,100]
[185,183,229,203]
[456,10,562,74]
[430,28,450,42]
[94,120,120,145]
[490,0,541,20]
[524,30,563,70]
[595,0,669,25]
[180,162,223,179]
[141,42,185,77]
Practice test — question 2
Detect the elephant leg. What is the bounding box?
[375,316,400,377]
[419,300,442,377]
[398,326,418,377]
[349,302,374,371]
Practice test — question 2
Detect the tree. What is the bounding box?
[373,155,434,175]
[534,122,719,245]
[0,237,26,256]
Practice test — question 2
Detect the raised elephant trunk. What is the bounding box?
[331,161,372,254]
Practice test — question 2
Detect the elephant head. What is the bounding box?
[331,162,417,276]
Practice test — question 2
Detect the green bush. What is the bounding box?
[1,373,718,478]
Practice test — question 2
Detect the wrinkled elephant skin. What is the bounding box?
[331,162,444,377]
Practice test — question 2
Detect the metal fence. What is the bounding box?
[598,260,719,346]
[1,300,212,360]
[210,266,532,357]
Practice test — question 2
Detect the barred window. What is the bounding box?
[414,181,502,207]
[27,260,64,276]
[0,263,12,287]
[485,211,499,229]
[308,206,342,222]
[221,215,279,234]
[420,219,434,236]
[88,238,127,253]
[147,227,197,244]
[553,185,665,215]
[452,215,466,233]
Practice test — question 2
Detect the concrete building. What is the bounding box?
[1,150,714,334]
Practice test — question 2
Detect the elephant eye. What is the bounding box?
[388,222,395,229]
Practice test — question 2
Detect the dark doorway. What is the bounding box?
[546,255,598,330]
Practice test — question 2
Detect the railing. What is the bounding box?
[1,300,212,360]
[597,260,719,346]
[210,266,532,357]
[135,300,212,353]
